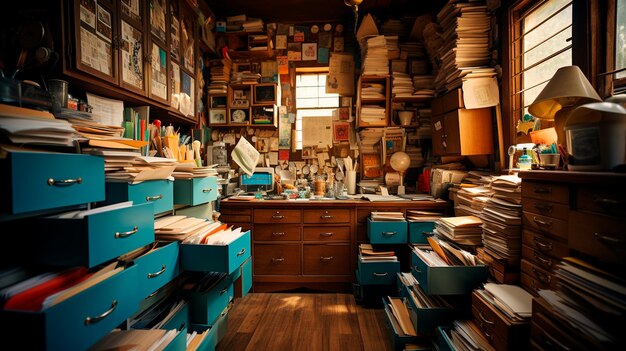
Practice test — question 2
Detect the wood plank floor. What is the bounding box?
[216,293,393,351]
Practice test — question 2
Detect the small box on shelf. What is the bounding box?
[253,83,277,104]
[251,104,277,127]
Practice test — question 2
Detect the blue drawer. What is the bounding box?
[382,298,421,351]
[105,180,174,215]
[189,310,229,351]
[134,241,180,299]
[188,275,233,326]
[0,265,140,351]
[357,259,401,285]
[408,221,436,244]
[411,250,487,295]
[367,218,407,244]
[32,203,154,268]
[436,326,454,351]
[403,284,453,335]
[180,231,251,274]
[162,328,187,351]
[3,152,104,214]
[174,176,218,206]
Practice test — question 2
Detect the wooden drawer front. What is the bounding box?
[522,200,569,220]
[531,311,588,351]
[220,214,251,223]
[254,244,300,275]
[472,292,530,351]
[522,211,567,240]
[569,211,626,265]
[303,244,351,275]
[521,230,569,260]
[522,244,556,272]
[220,207,251,216]
[432,88,463,116]
[303,226,350,241]
[522,181,569,204]
[255,209,301,223]
[521,259,555,294]
[303,209,350,223]
[577,186,626,217]
[254,224,301,241]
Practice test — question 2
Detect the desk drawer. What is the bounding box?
[522,181,569,204]
[134,241,180,299]
[382,300,421,351]
[254,224,301,241]
[254,244,300,275]
[411,250,487,295]
[0,265,139,351]
[173,176,217,206]
[520,259,555,294]
[522,200,569,220]
[303,244,351,275]
[180,231,251,274]
[303,226,350,241]
[521,230,569,260]
[521,244,557,272]
[189,310,229,351]
[368,218,408,244]
[408,221,435,244]
[404,285,453,335]
[105,180,174,215]
[32,202,154,268]
[577,186,626,217]
[255,209,301,223]
[522,211,567,240]
[569,211,626,265]
[532,298,590,351]
[472,292,530,351]
[303,209,350,223]
[2,152,105,214]
[188,274,233,326]
[357,260,400,285]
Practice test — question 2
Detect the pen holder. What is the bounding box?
[346,170,357,195]
[538,153,560,169]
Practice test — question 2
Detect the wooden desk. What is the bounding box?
[218,199,450,292]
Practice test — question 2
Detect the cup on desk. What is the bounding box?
[346,170,357,195]
[47,79,68,110]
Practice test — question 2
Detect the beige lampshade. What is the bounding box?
[528,65,602,120]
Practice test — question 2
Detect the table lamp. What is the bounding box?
[390,151,410,195]
[528,65,602,148]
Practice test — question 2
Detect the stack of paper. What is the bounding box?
[480,196,522,263]
[89,329,180,351]
[407,210,442,222]
[490,175,522,204]
[90,150,177,182]
[0,115,80,146]
[359,244,397,262]
[454,186,493,217]
[360,35,389,75]
[442,320,496,351]
[392,72,414,98]
[154,215,212,242]
[172,163,218,179]
[412,75,435,98]
[476,283,532,321]
[361,82,386,99]
[435,216,483,246]
[371,212,405,221]
[384,297,417,336]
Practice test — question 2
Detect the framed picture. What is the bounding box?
[210,95,226,108]
[333,122,350,142]
[209,109,226,124]
[254,84,276,103]
[302,43,317,61]
[302,145,317,159]
[256,138,269,152]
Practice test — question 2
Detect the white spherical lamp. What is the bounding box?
[389,151,410,195]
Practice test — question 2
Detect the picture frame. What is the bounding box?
[209,109,227,124]
[302,43,317,61]
[302,145,317,159]
[210,95,226,108]
[254,84,276,103]
[256,138,269,153]
[333,122,350,142]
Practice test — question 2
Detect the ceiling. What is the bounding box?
[202,0,444,24]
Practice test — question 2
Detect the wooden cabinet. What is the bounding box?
[431,88,493,156]
[211,82,279,127]
[357,75,391,127]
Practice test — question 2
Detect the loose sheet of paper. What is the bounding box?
[302,116,332,148]
[87,93,124,127]
[231,137,260,176]
[462,77,500,109]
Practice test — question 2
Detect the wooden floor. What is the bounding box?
[216,293,393,351]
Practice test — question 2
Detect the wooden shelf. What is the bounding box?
[391,96,434,103]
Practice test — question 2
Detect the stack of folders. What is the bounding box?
[129,298,187,330]
[383,296,417,337]
[413,237,480,267]
[490,175,522,204]
[371,211,405,221]
[441,320,495,351]
[172,162,218,179]
[392,72,415,98]
[538,257,626,348]
[480,196,522,264]
[155,216,245,245]
[0,115,79,146]
[409,281,452,310]
[454,186,493,217]
[359,106,387,125]
[88,328,180,351]
[406,210,442,222]
[434,216,483,246]
[359,244,397,262]
[475,283,532,322]
[88,149,177,182]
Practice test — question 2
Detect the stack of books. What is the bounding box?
[360,35,389,76]
[391,72,414,98]
[208,58,232,94]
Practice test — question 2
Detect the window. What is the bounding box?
[295,71,339,150]
[510,0,573,122]
[615,0,626,80]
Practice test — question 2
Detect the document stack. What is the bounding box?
[361,82,386,99]
[0,114,79,147]
[490,174,522,204]
[208,58,232,94]
[480,196,522,265]
[360,35,389,76]
[392,72,414,98]
[412,75,436,98]
[230,70,261,84]
[434,215,483,247]
[89,150,177,182]
[416,108,432,139]
[385,35,400,60]
[475,283,532,322]
[439,320,495,351]
[435,1,493,92]
[454,186,493,217]
[358,243,398,262]
[359,105,387,125]
[242,18,264,32]
[172,162,218,179]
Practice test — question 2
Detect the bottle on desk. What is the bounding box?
[518,147,532,170]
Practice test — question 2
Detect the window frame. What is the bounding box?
[606,0,626,95]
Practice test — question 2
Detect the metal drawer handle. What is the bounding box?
[272,214,284,219]
[236,248,246,257]
[372,272,388,277]
[542,330,570,351]
[421,231,434,236]
[320,256,334,262]
[483,330,493,341]
[220,288,228,295]
[594,232,625,247]
[533,216,553,228]
[48,177,82,186]
[534,238,553,252]
[271,257,285,263]
[532,267,551,284]
[478,311,495,325]
[593,197,625,207]
[147,290,159,298]
[382,231,397,236]
[533,187,551,194]
[320,232,334,237]
[533,202,553,213]
[115,226,138,239]
[202,188,213,193]
[534,253,552,269]
[272,232,286,236]
[146,194,163,201]
[321,215,334,219]
[84,300,117,325]
[413,265,421,273]
[147,265,166,279]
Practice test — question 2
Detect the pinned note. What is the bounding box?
[462,77,500,109]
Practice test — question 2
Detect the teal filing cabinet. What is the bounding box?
[105,179,174,215]
[411,249,487,295]
[174,176,218,206]
[180,230,251,274]
[367,218,408,244]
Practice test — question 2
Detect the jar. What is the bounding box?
[212,142,227,166]
[67,96,79,110]
[314,177,326,196]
